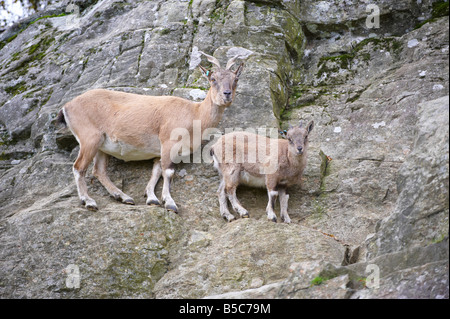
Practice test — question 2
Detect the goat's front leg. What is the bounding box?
[266,189,278,222]
[145,158,162,206]
[160,143,178,213]
[278,188,291,223]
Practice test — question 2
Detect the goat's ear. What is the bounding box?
[199,65,211,80]
[234,63,244,79]
[306,120,314,133]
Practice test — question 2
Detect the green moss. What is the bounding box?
[0,131,11,146]
[28,42,41,55]
[414,1,449,29]
[319,150,331,181]
[5,81,27,96]
[0,33,18,51]
[310,276,326,286]
[0,12,68,51]
[431,233,448,244]
[320,54,354,68]
[311,200,326,219]
[310,37,400,77]
[432,1,449,18]
[353,37,382,51]
[6,36,54,78]
[41,88,53,106]
[209,0,226,24]
[159,28,171,35]
[29,12,68,25]
[10,51,21,62]
[353,37,402,55]
[279,107,293,125]
[346,92,362,103]
[316,53,355,81]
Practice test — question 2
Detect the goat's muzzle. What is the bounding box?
[223,90,232,103]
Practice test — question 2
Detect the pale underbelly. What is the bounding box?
[100,135,161,161]
[239,171,266,188]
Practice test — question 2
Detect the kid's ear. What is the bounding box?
[234,62,244,79]
[307,120,314,133]
[199,65,211,80]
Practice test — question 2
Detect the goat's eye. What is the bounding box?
[288,138,293,143]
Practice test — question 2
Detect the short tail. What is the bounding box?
[210,147,220,171]
[56,109,66,126]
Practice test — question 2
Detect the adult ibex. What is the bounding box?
[57,52,244,212]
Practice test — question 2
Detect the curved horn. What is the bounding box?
[226,55,239,70]
[198,51,221,68]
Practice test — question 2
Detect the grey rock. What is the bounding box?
[366,96,449,258]
[0,0,448,299]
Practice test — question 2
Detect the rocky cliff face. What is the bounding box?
[0,0,448,298]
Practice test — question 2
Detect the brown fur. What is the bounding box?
[60,57,244,212]
[211,121,314,223]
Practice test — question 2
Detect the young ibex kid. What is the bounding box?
[210,121,314,223]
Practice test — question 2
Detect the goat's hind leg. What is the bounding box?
[93,150,135,205]
[73,141,100,211]
[145,158,162,206]
[278,188,291,223]
[266,189,278,223]
[160,143,179,213]
[218,179,235,222]
[225,186,250,219]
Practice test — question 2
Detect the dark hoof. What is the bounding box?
[165,204,178,214]
[147,199,161,206]
[123,198,135,205]
[86,204,98,211]
[81,199,98,211]
[241,212,250,219]
[269,217,277,223]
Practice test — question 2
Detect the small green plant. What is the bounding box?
[431,233,447,244]
[310,276,326,286]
